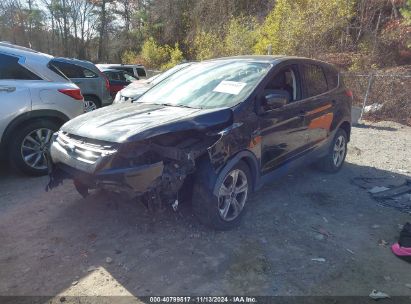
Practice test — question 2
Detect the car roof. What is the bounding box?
[207,55,332,66]
[53,57,101,73]
[0,42,53,62]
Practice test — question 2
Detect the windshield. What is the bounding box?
[150,62,191,85]
[123,72,137,82]
[139,61,271,109]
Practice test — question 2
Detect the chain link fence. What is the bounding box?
[341,72,411,126]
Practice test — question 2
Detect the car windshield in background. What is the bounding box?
[138,61,271,109]
[150,63,191,85]
[124,72,137,82]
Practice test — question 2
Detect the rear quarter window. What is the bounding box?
[0,53,42,80]
[324,66,339,90]
[302,64,328,97]
[50,61,97,79]
[136,67,146,77]
[51,61,84,78]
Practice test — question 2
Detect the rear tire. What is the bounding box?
[83,96,100,112]
[9,119,60,176]
[192,160,251,230]
[315,128,348,173]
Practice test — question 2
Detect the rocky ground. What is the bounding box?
[0,120,410,300]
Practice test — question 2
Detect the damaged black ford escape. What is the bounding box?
[48,56,352,230]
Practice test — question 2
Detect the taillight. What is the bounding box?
[100,72,110,91]
[345,89,353,98]
[58,88,83,100]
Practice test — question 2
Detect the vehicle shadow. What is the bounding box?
[355,123,398,132]
[1,161,411,297]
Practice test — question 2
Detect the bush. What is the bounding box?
[224,16,258,56]
[121,50,138,64]
[161,43,184,70]
[141,37,170,68]
[254,0,355,56]
[192,30,223,60]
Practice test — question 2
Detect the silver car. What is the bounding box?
[0,42,84,175]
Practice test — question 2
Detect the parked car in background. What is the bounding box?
[96,64,147,79]
[50,58,112,112]
[113,62,192,104]
[102,69,138,98]
[0,42,84,175]
[48,56,352,229]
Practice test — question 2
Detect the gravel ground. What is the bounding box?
[0,120,410,298]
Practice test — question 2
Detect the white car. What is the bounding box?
[0,42,84,175]
[96,64,147,80]
[113,62,192,104]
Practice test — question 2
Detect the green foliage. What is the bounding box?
[192,30,224,60]
[161,43,184,70]
[400,0,411,25]
[224,16,258,56]
[254,0,355,56]
[141,37,170,68]
[140,38,185,69]
[121,50,139,64]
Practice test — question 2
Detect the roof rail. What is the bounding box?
[0,42,39,53]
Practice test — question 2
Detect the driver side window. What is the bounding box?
[259,65,301,113]
[264,66,300,103]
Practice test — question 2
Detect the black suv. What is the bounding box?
[48,56,352,230]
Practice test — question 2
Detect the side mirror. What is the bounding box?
[264,93,288,110]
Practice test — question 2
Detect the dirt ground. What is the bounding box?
[0,120,410,298]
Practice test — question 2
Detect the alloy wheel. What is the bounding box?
[218,169,248,221]
[84,100,97,112]
[20,128,53,171]
[333,135,346,167]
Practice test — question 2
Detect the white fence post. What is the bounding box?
[360,74,374,120]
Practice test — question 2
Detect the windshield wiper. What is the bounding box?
[158,103,197,109]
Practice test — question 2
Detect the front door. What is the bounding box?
[258,65,309,174]
[0,53,33,141]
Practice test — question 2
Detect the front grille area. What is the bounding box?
[56,132,117,164]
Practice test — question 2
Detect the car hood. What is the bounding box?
[121,81,152,98]
[61,103,233,143]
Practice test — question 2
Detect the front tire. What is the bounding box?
[192,160,251,230]
[316,128,348,173]
[9,120,60,176]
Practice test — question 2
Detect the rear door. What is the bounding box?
[300,63,335,149]
[0,53,40,142]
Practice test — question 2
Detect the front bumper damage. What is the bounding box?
[46,131,205,207]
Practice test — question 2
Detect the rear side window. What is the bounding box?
[48,63,69,80]
[136,67,146,77]
[83,68,98,78]
[0,53,41,80]
[302,64,328,97]
[50,61,97,78]
[105,71,123,81]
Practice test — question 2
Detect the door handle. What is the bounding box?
[0,86,16,93]
[298,111,306,118]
